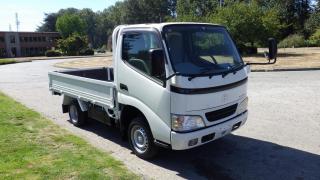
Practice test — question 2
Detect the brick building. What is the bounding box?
[0,31,60,58]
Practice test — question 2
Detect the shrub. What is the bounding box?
[97,49,106,53]
[278,34,306,48]
[79,48,94,56]
[308,29,320,47]
[57,34,88,56]
[45,50,62,57]
[97,45,106,53]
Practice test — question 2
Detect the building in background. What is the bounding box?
[0,31,60,58]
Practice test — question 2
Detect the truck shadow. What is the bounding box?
[79,120,320,180]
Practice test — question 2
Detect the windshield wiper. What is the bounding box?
[178,63,246,81]
[188,69,221,81]
[221,63,245,78]
[188,63,243,81]
[188,63,245,81]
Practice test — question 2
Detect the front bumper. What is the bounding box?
[171,111,248,150]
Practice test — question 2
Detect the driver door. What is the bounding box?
[116,29,171,143]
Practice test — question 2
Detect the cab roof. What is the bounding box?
[118,22,224,32]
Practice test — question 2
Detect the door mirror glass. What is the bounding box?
[149,48,165,80]
[268,38,277,60]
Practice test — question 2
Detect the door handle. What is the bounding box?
[120,83,128,91]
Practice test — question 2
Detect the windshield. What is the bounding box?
[163,25,243,75]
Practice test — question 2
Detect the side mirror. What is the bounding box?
[249,38,277,65]
[268,38,277,60]
[149,49,165,80]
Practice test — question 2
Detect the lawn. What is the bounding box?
[0,92,138,179]
[243,47,320,71]
[0,59,16,65]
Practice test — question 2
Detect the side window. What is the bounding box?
[122,31,165,80]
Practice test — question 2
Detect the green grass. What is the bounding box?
[0,92,138,179]
[0,59,16,65]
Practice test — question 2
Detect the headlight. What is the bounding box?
[171,115,205,132]
[237,97,248,114]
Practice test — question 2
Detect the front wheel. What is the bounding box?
[128,117,158,159]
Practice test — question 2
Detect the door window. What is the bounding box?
[122,31,165,81]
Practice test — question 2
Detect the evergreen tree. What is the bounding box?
[176,0,220,21]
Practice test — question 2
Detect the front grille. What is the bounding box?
[205,104,238,122]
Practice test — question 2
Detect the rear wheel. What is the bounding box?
[128,117,158,159]
[68,102,87,127]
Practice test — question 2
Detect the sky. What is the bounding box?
[0,0,119,32]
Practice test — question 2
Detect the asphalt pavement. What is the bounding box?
[0,59,319,180]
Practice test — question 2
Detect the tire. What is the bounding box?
[68,102,87,127]
[128,117,158,159]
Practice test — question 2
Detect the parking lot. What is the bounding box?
[0,59,319,180]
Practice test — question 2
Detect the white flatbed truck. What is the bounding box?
[49,23,277,159]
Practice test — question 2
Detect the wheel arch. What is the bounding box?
[62,95,89,113]
[120,105,151,138]
[118,93,171,144]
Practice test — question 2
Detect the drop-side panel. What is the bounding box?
[48,71,115,109]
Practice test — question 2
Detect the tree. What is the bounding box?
[37,13,58,32]
[94,2,125,48]
[175,0,219,22]
[210,1,281,47]
[121,0,171,23]
[56,13,87,38]
[316,0,320,12]
[57,34,88,55]
[79,8,97,47]
[254,0,312,37]
[168,0,177,17]
[37,8,80,32]
[296,0,312,32]
[305,12,320,35]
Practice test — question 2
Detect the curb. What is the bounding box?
[251,67,320,72]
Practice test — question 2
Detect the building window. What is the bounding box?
[26,48,30,56]
[42,37,46,42]
[10,36,16,43]
[0,48,6,57]
[29,37,32,42]
[19,37,23,42]
[33,37,37,42]
[24,37,28,42]
[0,37,4,42]
[11,47,17,57]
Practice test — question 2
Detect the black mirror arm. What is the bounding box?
[246,57,277,65]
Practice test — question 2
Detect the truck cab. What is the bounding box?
[49,22,277,159]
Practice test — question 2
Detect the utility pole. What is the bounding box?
[15,13,20,32]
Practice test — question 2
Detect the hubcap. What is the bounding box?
[69,105,78,124]
[131,125,149,154]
